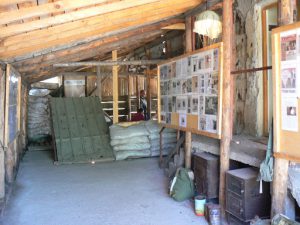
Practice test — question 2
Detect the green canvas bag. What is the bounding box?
[170,168,195,202]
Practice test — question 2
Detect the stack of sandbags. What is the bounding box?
[27,95,51,142]
[109,122,151,160]
[145,120,177,157]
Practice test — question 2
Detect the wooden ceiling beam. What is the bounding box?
[25,35,162,83]
[161,23,186,30]
[0,0,200,59]
[184,0,222,17]
[0,0,161,37]
[0,0,109,24]
[0,0,32,7]
[23,29,163,79]
[54,60,163,67]
[14,19,180,74]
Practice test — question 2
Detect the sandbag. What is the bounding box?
[109,123,149,140]
[113,143,151,151]
[149,132,177,140]
[114,150,151,160]
[110,136,149,146]
[170,168,195,202]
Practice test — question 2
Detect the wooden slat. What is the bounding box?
[0,0,161,37]
[161,23,185,30]
[14,19,180,72]
[219,0,233,215]
[0,0,200,59]
[22,29,164,76]
[0,0,109,24]
[112,50,118,124]
[26,29,163,83]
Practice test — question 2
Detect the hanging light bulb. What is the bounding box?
[193,10,222,39]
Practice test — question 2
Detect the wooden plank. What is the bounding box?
[54,60,163,67]
[271,0,298,217]
[0,0,108,24]
[161,23,185,30]
[15,21,172,73]
[4,65,10,146]
[219,0,232,216]
[0,0,161,37]
[0,67,6,199]
[96,66,102,100]
[23,29,164,76]
[0,0,199,59]
[112,50,118,124]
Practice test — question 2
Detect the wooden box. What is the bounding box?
[226,167,271,222]
[193,152,219,199]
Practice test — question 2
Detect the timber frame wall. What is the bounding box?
[0,65,28,204]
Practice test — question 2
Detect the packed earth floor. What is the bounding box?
[1,151,207,225]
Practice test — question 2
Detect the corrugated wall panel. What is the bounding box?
[50,97,114,163]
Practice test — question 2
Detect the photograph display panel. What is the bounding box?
[159,44,222,138]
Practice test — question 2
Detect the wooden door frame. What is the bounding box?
[262,2,277,136]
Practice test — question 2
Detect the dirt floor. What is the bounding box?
[1,151,208,225]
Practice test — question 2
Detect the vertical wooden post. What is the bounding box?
[96,66,102,101]
[0,67,6,199]
[127,75,132,121]
[136,75,139,111]
[112,50,119,124]
[146,49,151,119]
[185,16,193,169]
[271,0,297,217]
[219,0,233,215]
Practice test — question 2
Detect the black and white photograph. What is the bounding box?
[170,62,176,78]
[204,53,212,69]
[192,76,198,93]
[192,56,198,73]
[198,56,205,71]
[188,96,192,114]
[191,95,199,115]
[199,115,206,131]
[187,78,192,93]
[176,59,182,77]
[179,114,187,127]
[213,49,219,71]
[207,72,218,95]
[187,56,192,76]
[205,96,218,115]
[281,67,296,96]
[160,65,168,80]
[205,115,217,133]
[166,113,172,124]
[199,96,205,115]
[181,79,187,94]
[172,96,177,112]
[199,74,207,94]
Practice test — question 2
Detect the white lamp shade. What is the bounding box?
[193,10,222,39]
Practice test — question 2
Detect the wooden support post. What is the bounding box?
[0,67,6,199]
[136,75,139,111]
[185,16,193,53]
[219,0,233,216]
[146,49,152,119]
[127,75,132,121]
[96,66,102,101]
[184,16,193,169]
[271,0,297,217]
[112,50,119,124]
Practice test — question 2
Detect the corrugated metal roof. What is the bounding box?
[50,97,114,163]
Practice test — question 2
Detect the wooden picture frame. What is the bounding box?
[158,43,223,139]
[272,21,300,161]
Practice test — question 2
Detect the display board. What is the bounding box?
[158,43,223,139]
[272,21,300,160]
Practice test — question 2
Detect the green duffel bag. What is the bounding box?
[170,168,195,202]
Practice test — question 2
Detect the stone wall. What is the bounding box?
[233,0,276,136]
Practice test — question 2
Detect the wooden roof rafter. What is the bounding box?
[0,0,203,60]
